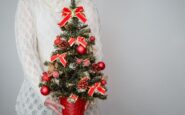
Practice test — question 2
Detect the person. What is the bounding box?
[14,0,103,114]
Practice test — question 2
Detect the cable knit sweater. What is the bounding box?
[15,0,103,114]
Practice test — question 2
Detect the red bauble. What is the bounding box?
[40,85,50,96]
[41,72,51,82]
[97,61,106,70]
[90,36,96,42]
[76,45,86,55]
[101,79,107,85]
[54,36,62,45]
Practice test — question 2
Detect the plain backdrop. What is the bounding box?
[0,0,185,115]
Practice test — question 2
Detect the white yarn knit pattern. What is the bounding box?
[15,0,103,115]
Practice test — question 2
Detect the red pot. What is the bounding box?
[59,97,87,115]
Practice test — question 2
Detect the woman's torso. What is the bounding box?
[16,0,101,115]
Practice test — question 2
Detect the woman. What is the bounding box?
[15,0,103,114]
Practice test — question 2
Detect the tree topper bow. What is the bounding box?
[58,6,87,27]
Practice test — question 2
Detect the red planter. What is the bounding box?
[59,97,87,115]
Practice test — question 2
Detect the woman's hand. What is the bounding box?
[44,97,65,115]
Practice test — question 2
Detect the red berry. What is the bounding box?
[41,72,51,82]
[76,45,86,55]
[90,36,96,42]
[40,85,50,96]
[101,80,107,85]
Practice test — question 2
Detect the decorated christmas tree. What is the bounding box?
[39,0,107,114]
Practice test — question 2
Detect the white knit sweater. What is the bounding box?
[15,0,103,114]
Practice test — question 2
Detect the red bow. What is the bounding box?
[58,6,87,27]
[88,82,106,96]
[68,36,87,48]
[50,53,67,67]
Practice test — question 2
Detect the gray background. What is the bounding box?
[0,0,185,115]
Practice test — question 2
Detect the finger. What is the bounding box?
[58,113,63,115]
[44,98,65,109]
[44,97,52,106]
[48,100,65,109]
[85,101,89,110]
[47,104,61,115]
[55,102,65,109]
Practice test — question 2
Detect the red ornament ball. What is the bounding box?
[54,36,62,46]
[40,85,50,96]
[101,79,107,85]
[76,45,86,55]
[97,61,106,70]
[41,72,51,82]
[90,36,96,42]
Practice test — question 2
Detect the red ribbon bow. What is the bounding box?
[50,53,67,67]
[88,82,106,96]
[58,6,87,27]
[68,36,87,48]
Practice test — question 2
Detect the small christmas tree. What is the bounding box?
[39,0,107,105]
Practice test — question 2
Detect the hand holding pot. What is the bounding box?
[44,97,65,115]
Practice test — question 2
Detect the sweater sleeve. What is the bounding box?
[85,0,104,61]
[84,0,103,61]
[15,0,47,104]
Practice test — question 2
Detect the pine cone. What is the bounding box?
[77,77,89,92]
[58,40,69,50]
[92,63,101,72]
